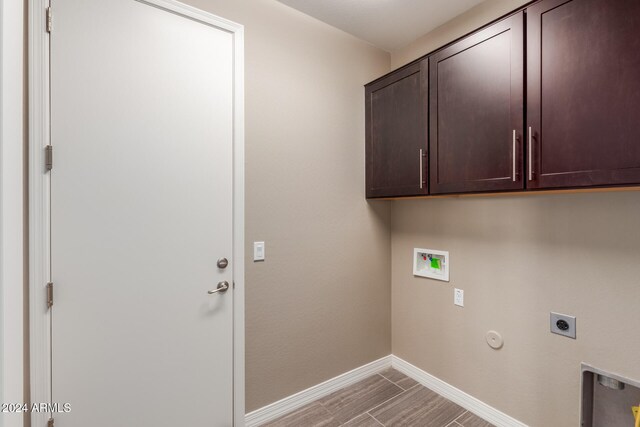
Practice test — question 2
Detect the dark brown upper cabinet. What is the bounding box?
[365,60,428,198]
[527,0,640,189]
[429,12,524,195]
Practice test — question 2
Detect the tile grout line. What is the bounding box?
[452,410,468,424]
[270,372,476,427]
[369,412,386,427]
[376,373,394,384]
[377,371,416,391]
[366,379,411,414]
[338,410,385,427]
[451,411,469,424]
[377,372,421,393]
[366,382,454,427]
[335,375,402,427]
[337,376,405,426]
[377,372,406,390]
[263,400,336,427]
[361,384,419,421]
[317,400,336,420]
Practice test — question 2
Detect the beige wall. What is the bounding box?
[392,192,640,425]
[390,0,530,69]
[182,0,392,412]
[390,3,640,425]
[13,0,635,424]
[4,0,389,416]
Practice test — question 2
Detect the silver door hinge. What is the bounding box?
[46,7,52,33]
[47,417,54,427]
[45,145,53,171]
[46,282,54,309]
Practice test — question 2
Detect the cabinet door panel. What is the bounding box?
[366,61,428,198]
[527,0,640,189]
[430,13,524,194]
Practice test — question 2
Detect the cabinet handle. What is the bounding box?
[419,149,424,189]
[528,126,534,181]
[512,130,517,182]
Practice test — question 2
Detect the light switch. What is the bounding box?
[253,241,265,261]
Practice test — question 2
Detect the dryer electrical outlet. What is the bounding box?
[550,312,576,339]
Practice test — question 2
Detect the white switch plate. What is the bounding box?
[253,241,265,261]
[454,288,464,307]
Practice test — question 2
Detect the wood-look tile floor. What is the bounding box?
[260,368,495,427]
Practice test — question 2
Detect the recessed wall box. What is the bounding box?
[581,364,640,427]
[413,248,449,281]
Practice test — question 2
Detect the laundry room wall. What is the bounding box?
[183,0,393,412]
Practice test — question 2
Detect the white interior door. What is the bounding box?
[50,1,236,425]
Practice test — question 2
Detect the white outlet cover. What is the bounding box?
[454,288,464,307]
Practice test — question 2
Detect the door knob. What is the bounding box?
[208,281,229,294]
[217,258,229,269]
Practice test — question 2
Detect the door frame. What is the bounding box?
[1,1,26,426]
[28,1,245,425]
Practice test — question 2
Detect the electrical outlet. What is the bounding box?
[550,312,576,339]
[454,288,464,307]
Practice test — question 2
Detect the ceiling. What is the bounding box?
[275,0,487,51]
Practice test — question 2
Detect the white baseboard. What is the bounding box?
[244,355,392,427]
[245,354,526,427]
[391,355,527,427]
